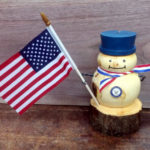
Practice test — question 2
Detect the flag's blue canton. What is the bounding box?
[20,29,61,72]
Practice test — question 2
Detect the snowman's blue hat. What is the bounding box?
[99,30,136,56]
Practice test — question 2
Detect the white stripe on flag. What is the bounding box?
[10,58,68,107]
[16,64,72,113]
[0,56,23,76]
[4,53,64,102]
[0,68,33,96]
[1,61,28,86]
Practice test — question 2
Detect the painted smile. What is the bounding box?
[109,66,126,69]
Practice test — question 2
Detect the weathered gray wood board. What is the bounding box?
[0,0,150,107]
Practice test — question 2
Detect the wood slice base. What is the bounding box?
[90,99,142,136]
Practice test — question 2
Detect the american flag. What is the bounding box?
[0,28,72,115]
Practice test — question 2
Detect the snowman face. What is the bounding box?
[97,53,137,72]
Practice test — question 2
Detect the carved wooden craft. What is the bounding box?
[90,30,144,136]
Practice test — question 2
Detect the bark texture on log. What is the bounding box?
[90,105,141,136]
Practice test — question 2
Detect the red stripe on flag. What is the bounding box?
[13,62,70,110]
[3,70,35,100]
[0,53,20,70]
[7,56,65,104]
[18,67,72,115]
[1,65,31,92]
[14,62,70,110]
[1,58,25,81]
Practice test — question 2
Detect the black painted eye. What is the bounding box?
[123,59,126,62]
[109,60,112,62]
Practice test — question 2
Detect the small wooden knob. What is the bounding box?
[40,12,51,26]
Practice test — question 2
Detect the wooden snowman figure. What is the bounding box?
[90,30,143,136]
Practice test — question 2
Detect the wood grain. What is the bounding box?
[90,105,141,136]
[0,0,150,107]
[0,104,149,150]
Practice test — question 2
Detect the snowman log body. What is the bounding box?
[90,30,142,136]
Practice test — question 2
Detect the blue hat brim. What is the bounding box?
[99,46,136,56]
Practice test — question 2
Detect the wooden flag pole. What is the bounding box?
[40,12,100,106]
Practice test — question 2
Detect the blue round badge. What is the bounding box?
[111,86,122,98]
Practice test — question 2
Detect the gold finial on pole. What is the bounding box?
[40,12,51,26]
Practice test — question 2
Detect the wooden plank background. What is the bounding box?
[0,0,150,107]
